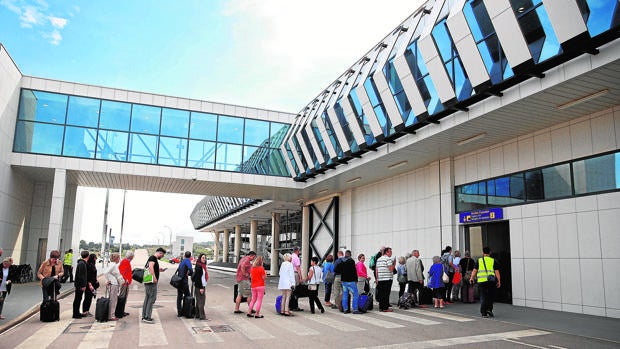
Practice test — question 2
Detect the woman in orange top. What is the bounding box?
[247,256,266,318]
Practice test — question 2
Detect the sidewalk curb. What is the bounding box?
[0,288,75,335]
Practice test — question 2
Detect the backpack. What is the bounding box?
[441,253,453,272]
[369,254,377,271]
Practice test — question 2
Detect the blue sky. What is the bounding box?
[1,0,423,244]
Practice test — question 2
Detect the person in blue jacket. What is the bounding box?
[176,251,194,317]
[427,256,445,309]
[322,254,335,306]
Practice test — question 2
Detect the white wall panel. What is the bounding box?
[544,0,587,44]
[591,112,616,153]
[325,107,351,154]
[484,0,532,68]
[419,35,456,103]
[304,123,325,165]
[339,101,367,147]
[295,134,314,171]
[314,113,338,158]
[356,84,384,138]
[446,10,490,88]
[371,70,404,130]
[287,138,305,175]
[395,58,428,117]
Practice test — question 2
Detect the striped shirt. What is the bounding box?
[376,255,395,281]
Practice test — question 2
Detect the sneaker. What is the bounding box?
[344,309,351,314]
[481,314,489,318]
[142,318,154,323]
[487,311,494,318]
[353,311,362,314]
[72,314,83,319]
[381,309,394,312]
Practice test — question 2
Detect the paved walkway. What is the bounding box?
[1,261,619,345]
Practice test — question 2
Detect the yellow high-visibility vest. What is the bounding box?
[63,252,73,266]
[476,256,494,282]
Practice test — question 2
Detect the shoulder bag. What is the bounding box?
[143,261,154,284]
[308,267,318,291]
[482,257,497,284]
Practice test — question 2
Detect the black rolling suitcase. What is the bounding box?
[183,282,196,318]
[115,295,127,318]
[418,286,434,305]
[40,290,60,322]
[95,286,110,322]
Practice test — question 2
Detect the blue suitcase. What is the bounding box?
[358,294,373,313]
[275,295,283,313]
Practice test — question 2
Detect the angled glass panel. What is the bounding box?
[130,104,161,135]
[433,20,473,101]
[158,136,188,166]
[99,100,131,131]
[244,119,270,146]
[63,126,96,158]
[510,0,562,63]
[241,145,261,174]
[284,143,300,175]
[404,41,444,115]
[301,129,319,169]
[128,133,158,164]
[187,140,216,169]
[161,108,190,138]
[190,112,217,141]
[580,0,620,37]
[364,77,393,137]
[66,96,100,128]
[217,115,244,144]
[310,120,329,161]
[334,100,360,153]
[18,90,67,124]
[215,143,242,171]
[320,112,342,160]
[384,58,417,126]
[96,130,128,161]
[13,120,63,155]
[348,87,376,146]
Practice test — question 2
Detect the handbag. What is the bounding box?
[308,266,319,291]
[481,257,497,284]
[142,261,154,284]
[170,269,182,289]
[397,273,407,284]
[132,268,144,283]
[442,271,449,283]
[452,271,461,285]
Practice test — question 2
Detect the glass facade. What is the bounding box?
[455,151,620,212]
[283,0,619,180]
[14,89,290,176]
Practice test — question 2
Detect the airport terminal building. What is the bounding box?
[1,0,619,318]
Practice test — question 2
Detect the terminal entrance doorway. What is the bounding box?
[464,221,512,304]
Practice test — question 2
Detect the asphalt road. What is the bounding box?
[0,250,617,349]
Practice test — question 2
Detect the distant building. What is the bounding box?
[172,236,194,257]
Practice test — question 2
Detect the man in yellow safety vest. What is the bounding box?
[63,249,74,283]
[469,246,500,318]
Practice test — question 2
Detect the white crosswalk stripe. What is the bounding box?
[333,311,405,329]
[355,329,550,349]
[265,313,322,335]
[220,308,275,340]
[77,320,117,349]
[14,310,73,349]
[138,308,168,346]
[376,311,441,325]
[404,308,475,322]
[302,312,365,332]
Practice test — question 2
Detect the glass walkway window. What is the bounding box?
[456,151,620,213]
[13,89,290,176]
[576,0,620,37]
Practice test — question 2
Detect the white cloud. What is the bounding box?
[49,15,67,29]
[219,0,425,112]
[19,6,42,27]
[44,29,61,45]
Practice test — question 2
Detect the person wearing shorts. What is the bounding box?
[234,251,256,314]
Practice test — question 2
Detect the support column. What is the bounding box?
[213,231,220,262]
[234,224,241,263]
[301,205,310,277]
[250,220,258,253]
[46,169,66,258]
[222,229,230,263]
[270,213,280,276]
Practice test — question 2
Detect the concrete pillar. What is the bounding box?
[222,229,229,263]
[46,169,66,258]
[301,205,310,277]
[213,231,220,262]
[270,213,280,276]
[234,224,241,263]
[250,220,258,253]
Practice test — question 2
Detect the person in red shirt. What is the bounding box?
[247,256,266,318]
[117,250,134,317]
